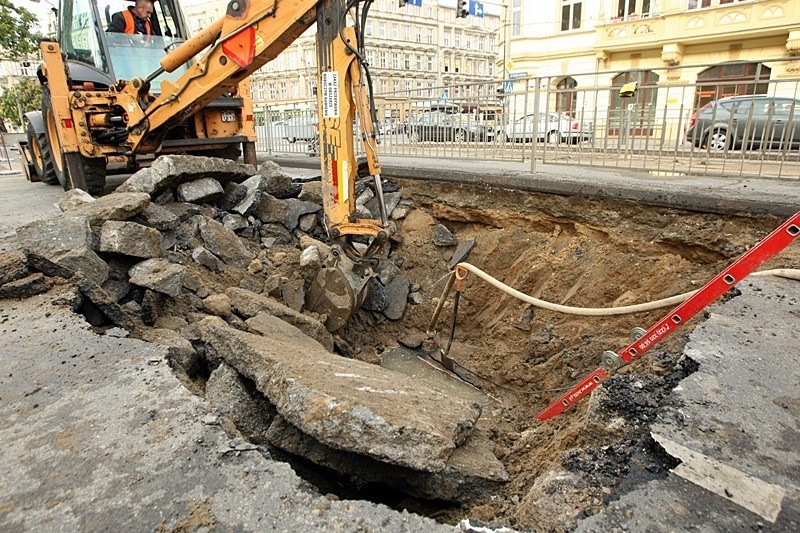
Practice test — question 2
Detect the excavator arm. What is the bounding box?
[131,0,393,330]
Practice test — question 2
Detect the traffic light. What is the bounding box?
[456,1,468,18]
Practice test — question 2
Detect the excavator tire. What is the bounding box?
[81,157,107,195]
[42,87,107,194]
[42,87,69,190]
[27,116,58,185]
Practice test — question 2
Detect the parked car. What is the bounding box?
[496,113,592,144]
[283,115,318,143]
[407,111,488,142]
[685,95,800,151]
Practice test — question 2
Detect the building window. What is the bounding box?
[561,1,582,31]
[427,55,433,70]
[416,55,422,70]
[615,0,652,19]
[695,62,770,109]
[404,24,411,41]
[392,53,399,69]
[268,83,276,100]
[512,0,522,37]
[280,82,287,100]
[443,30,450,47]
[380,52,387,68]
[379,22,386,38]
[427,28,434,44]
[465,35,472,50]
[687,0,711,8]
[478,37,484,52]
[365,21,373,37]
[404,54,411,69]
[556,77,577,116]
[416,27,422,43]
[454,32,461,48]
[391,23,399,39]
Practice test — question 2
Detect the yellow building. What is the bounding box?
[504,0,800,140]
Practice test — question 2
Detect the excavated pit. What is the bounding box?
[299,179,799,530]
[8,157,799,532]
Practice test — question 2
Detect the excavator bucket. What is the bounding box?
[305,246,373,332]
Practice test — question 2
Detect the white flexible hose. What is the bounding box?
[453,263,800,317]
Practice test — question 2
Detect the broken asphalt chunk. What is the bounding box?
[199,318,482,472]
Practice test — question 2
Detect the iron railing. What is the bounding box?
[254,59,800,180]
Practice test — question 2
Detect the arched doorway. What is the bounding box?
[556,77,577,117]
[694,62,770,109]
[609,70,658,136]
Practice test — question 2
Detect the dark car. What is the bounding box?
[407,111,487,142]
[686,95,800,151]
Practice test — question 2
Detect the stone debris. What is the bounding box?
[433,223,458,247]
[3,154,504,504]
[16,216,109,285]
[61,192,151,226]
[199,317,482,473]
[99,221,163,258]
[57,188,95,211]
[176,177,225,204]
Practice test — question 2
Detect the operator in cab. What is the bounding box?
[108,0,162,36]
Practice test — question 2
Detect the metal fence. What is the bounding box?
[255,59,800,180]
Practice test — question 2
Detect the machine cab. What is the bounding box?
[57,0,192,92]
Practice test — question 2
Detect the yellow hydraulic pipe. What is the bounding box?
[160,18,224,73]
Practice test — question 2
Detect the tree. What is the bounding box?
[0,77,42,128]
[0,0,43,59]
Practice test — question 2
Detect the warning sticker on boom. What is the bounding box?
[322,72,340,119]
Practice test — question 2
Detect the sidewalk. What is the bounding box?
[269,152,800,217]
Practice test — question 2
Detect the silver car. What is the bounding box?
[686,95,800,151]
[496,113,593,144]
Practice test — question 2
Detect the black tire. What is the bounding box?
[81,156,107,195]
[705,129,729,151]
[453,129,466,143]
[42,87,69,190]
[27,115,59,185]
[409,129,420,143]
[546,130,561,144]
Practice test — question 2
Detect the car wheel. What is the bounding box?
[546,130,561,144]
[409,130,420,143]
[454,130,466,143]
[705,129,729,151]
[285,137,296,144]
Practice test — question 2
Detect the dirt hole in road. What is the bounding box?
[305,178,797,530]
[124,175,798,532]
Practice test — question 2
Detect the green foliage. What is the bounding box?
[0,77,42,127]
[0,0,43,59]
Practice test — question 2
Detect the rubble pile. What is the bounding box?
[0,155,506,503]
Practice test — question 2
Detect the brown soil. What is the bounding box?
[328,179,799,531]
[158,177,798,532]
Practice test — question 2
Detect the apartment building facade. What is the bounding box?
[503,0,800,122]
[183,0,501,119]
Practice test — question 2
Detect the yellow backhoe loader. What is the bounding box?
[24,0,257,194]
[23,0,392,328]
